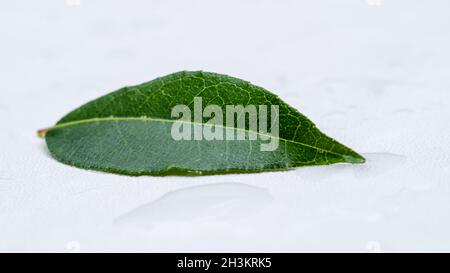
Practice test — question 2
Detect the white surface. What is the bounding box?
[1,0,449,252]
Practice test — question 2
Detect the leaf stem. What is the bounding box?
[37,127,52,138]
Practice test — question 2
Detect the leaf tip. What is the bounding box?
[342,153,366,164]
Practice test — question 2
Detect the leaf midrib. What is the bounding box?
[44,116,350,159]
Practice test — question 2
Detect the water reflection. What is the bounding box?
[114,182,272,229]
[293,152,407,181]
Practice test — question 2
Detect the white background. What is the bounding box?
[1,0,449,252]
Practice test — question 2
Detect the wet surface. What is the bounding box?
[1,0,450,252]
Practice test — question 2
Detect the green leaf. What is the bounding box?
[38,71,365,176]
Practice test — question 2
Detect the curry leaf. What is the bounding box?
[38,71,365,176]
